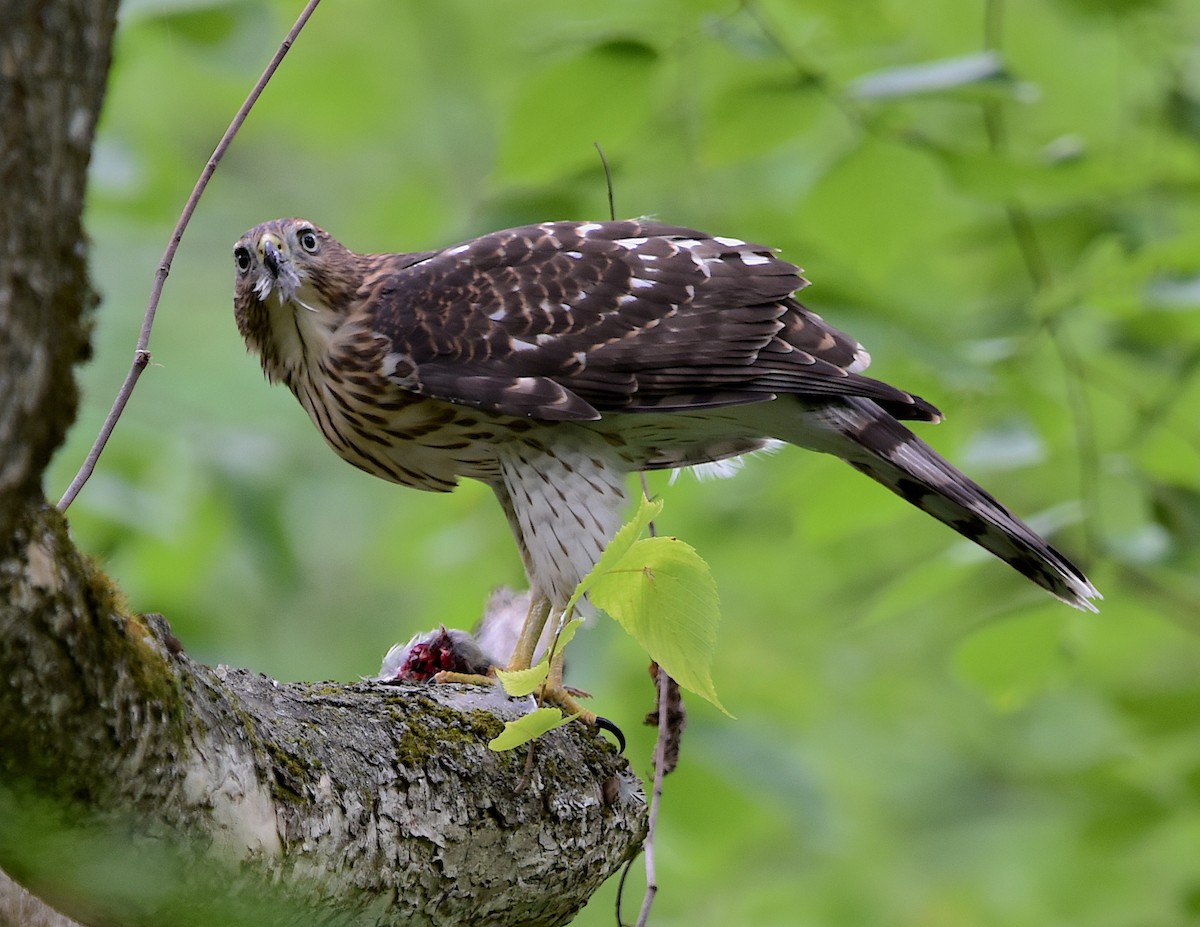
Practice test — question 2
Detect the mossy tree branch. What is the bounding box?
[0,516,645,925]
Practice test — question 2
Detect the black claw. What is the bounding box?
[595,715,626,754]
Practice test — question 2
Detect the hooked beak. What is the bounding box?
[252,230,301,303]
[258,232,285,278]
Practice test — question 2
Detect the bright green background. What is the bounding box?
[51,0,1200,923]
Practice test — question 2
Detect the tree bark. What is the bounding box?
[0,0,108,540]
[0,4,647,925]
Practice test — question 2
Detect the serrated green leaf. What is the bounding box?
[495,662,549,698]
[547,615,584,654]
[564,496,663,616]
[487,707,579,751]
[590,535,730,715]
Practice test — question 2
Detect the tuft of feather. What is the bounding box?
[670,440,785,484]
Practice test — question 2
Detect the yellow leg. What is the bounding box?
[507,595,552,671]
[535,662,623,750]
[547,644,566,690]
[537,646,584,715]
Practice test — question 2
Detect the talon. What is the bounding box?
[594,715,626,753]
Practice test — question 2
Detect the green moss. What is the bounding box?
[392,712,439,766]
[464,710,505,740]
[263,737,308,805]
[5,510,190,801]
[390,701,508,767]
[70,531,186,737]
[73,534,189,746]
[81,551,133,621]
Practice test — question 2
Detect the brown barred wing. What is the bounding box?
[362,221,939,422]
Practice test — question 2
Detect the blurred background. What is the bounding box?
[51,0,1200,923]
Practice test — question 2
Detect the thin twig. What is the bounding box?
[614,858,634,926]
[628,472,669,926]
[57,0,324,512]
[633,655,671,927]
[615,474,670,927]
[595,142,616,221]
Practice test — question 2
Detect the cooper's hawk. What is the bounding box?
[233,218,1100,712]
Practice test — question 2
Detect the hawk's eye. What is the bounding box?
[298,229,319,254]
[233,246,252,273]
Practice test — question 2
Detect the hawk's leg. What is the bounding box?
[498,586,625,749]
[540,651,625,750]
[507,595,553,671]
[499,594,609,723]
[441,432,631,746]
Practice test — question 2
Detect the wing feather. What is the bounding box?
[363,220,939,422]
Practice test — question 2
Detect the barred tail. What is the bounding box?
[806,400,1101,611]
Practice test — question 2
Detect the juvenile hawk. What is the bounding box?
[233,218,1100,706]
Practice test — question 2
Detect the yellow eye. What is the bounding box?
[298,229,319,253]
[234,246,252,273]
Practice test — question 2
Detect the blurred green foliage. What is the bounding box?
[49,0,1200,923]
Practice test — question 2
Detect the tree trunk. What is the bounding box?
[0,0,108,538]
[0,4,647,925]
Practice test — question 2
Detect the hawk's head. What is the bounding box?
[232,218,363,382]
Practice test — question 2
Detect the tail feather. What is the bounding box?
[808,400,1101,611]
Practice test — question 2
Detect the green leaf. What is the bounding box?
[495,662,549,698]
[547,615,584,653]
[589,535,730,715]
[564,495,663,616]
[487,707,579,752]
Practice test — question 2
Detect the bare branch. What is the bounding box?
[632,663,673,927]
[57,0,325,512]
